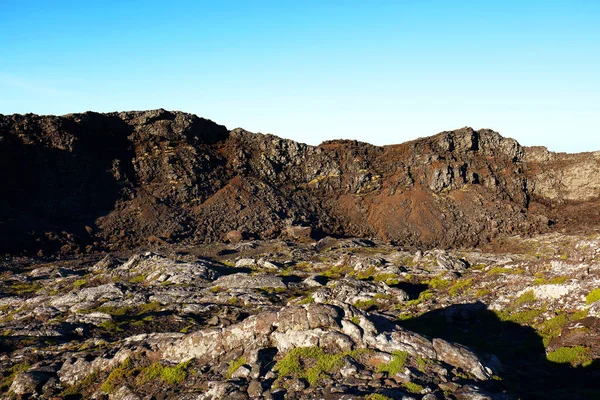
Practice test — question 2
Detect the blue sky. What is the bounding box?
[1,1,599,152]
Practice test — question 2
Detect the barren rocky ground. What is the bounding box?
[2,235,600,399]
[1,110,600,399]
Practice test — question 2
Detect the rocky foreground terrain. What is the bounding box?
[1,235,600,399]
[1,110,600,399]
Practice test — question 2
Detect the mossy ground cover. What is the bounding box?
[546,346,592,367]
[226,356,247,378]
[275,346,370,386]
[377,350,409,375]
[96,358,192,394]
[586,288,600,304]
[0,363,30,392]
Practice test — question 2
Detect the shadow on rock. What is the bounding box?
[398,301,600,399]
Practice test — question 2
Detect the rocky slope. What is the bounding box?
[2,109,600,256]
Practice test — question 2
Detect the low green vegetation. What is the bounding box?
[0,363,30,392]
[138,360,190,385]
[353,266,378,280]
[73,279,88,289]
[448,278,473,297]
[10,282,41,295]
[474,288,491,298]
[586,288,600,304]
[353,294,392,310]
[405,290,433,306]
[128,274,147,283]
[514,290,536,307]
[322,264,353,278]
[427,275,450,289]
[101,358,134,393]
[298,296,315,305]
[100,358,191,393]
[532,275,569,285]
[274,346,369,386]
[496,306,546,325]
[94,301,162,317]
[546,346,592,367]
[537,314,569,346]
[487,267,525,275]
[60,372,99,396]
[377,350,409,375]
[365,394,393,400]
[403,381,425,393]
[415,356,429,372]
[98,320,124,333]
[226,356,247,378]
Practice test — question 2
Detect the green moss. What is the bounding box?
[406,289,434,306]
[403,381,425,393]
[415,356,429,372]
[533,275,569,285]
[365,394,393,400]
[586,288,600,304]
[397,313,414,321]
[353,295,392,310]
[401,257,415,267]
[354,266,378,280]
[537,314,569,346]
[322,264,353,278]
[10,282,41,295]
[261,286,286,294]
[427,275,450,289]
[496,306,545,325]
[98,320,124,333]
[0,363,30,392]
[95,305,130,316]
[515,290,536,307]
[350,316,360,325]
[136,301,162,314]
[138,360,190,385]
[572,308,589,320]
[470,263,487,271]
[448,278,473,297]
[546,346,592,367]
[226,357,247,378]
[158,362,189,384]
[298,296,315,305]
[275,346,368,386]
[474,289,491,298]
[377,350,409,375]
[60,372,98,396]
[73,279,87,289]
[128,274,147,283]
[228,297,240,305]
[101,358,133,393]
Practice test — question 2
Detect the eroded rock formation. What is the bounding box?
[2,109,600,256]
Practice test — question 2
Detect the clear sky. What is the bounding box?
[1,1,599,152]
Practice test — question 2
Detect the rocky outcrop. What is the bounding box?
[4,110,599,256]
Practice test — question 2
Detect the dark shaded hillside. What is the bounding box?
[1,109,597,255]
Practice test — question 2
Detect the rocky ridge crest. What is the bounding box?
[2,109,599,256]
